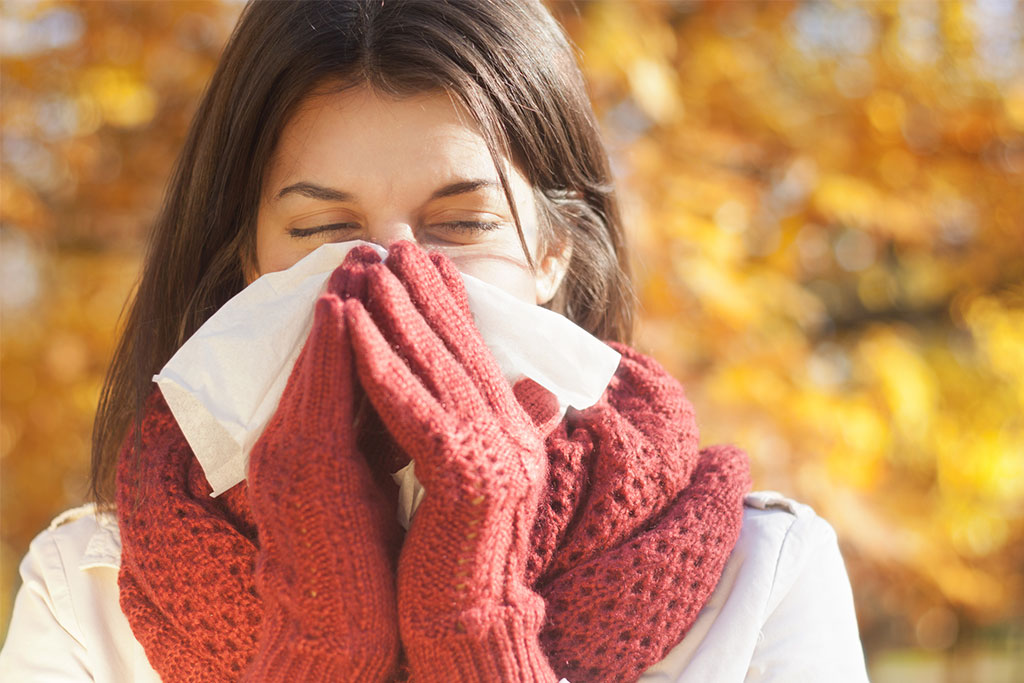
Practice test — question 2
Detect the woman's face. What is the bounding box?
[255,84,568,304]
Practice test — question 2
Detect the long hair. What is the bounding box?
[91,0,635,506]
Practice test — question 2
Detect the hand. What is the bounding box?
[342,242,557,682]
[243,248,402,681]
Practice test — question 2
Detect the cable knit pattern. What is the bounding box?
[116,243,751,682]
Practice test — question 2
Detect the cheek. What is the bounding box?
[441,247,537,304]
[447,204,543,303]
[254,216,304,277]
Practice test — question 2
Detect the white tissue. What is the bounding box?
[154,241,621,517]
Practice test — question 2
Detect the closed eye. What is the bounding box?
[287,223,360,239]
[432,220,503,233]
[286,220,502,242]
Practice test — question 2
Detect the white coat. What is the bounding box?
[0,491,870,682]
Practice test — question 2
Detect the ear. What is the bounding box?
[534,238,573,305]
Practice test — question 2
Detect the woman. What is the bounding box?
[0,1,869,681]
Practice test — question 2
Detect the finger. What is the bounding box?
[512,378,560,433]
[344,243,385,268]
[282,293,357,440]
[385,242,476,345]
[386,241,515,414]
[326,244,382,300]
[428,250,473,320]
[364,262,484,416]
[343,299,452,466]
[249,293,359,499]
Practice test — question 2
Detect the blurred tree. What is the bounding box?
[550,0,1024,659]
[2,0,1022,670]
[1,0,242,640]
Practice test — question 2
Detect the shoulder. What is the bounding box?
[642,491,869,682]
[716,491,845,627]
[28,503,123,573]
[734,490,856,623]
[0,505,128,680]
[736,490,840,590]
[9,504,122,643]
[739,493,869,681]
[0,506,158,682]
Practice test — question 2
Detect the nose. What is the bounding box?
[368,222,416,250]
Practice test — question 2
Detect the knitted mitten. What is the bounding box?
[243,249,403,681]
[343,242,557,683]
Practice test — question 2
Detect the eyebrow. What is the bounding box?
[274,178,499,203]
[429,178,499,200]
[275,182,354,202]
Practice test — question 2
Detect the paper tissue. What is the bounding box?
[154,241,621,528]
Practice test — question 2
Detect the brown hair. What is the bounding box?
[91,0,635,506]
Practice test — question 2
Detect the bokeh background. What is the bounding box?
[2,1,1022,679]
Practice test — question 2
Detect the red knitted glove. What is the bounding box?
[342,242,557,683]
[243,249,402,681]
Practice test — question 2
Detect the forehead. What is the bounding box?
[265,85,500,192]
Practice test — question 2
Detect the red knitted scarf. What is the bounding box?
[117,344,750,682]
